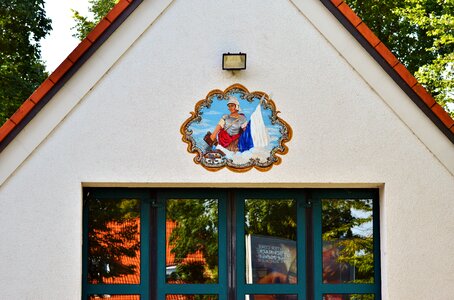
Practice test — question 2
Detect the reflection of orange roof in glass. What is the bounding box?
[91,218,140,285]
[166,220,205,266]
[91,219,207,285]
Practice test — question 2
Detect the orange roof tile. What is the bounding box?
[0,0,452,151]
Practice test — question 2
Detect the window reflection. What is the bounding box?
[166,199,219,284]
[89,295,140,300]
[323,294,374,300]
[322,199,374,284]
[244,199,297,284]
[246,295,297,300]
[166,295,218,300]
[87,198,140,284]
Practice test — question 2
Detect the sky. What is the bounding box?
[41,0,91,72]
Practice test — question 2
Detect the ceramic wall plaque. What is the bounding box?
[181,84,292,172]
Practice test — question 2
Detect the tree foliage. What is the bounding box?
[394,0,453,113]
[72,0,118,40]
[0,0,51,125]
[345,0,453,117]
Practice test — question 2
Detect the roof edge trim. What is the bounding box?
[320,0,454,143]
[0,0,144,153]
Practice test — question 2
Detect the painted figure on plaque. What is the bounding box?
[206,95,270,155]
[181,84,292,172]
[208,97,249,152]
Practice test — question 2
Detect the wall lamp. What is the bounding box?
[222,53,246,70]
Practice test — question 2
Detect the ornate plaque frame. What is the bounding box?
[181,84,292,172]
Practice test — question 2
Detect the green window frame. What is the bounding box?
[82,188,381,300]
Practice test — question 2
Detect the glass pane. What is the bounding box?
[323,294,374,300]
[244,199,297,284]
[89,295,140,300]
[166,199,219,284]
[322,199,374,284]
[166,295,218,300]
[246,295,297,300]
[87,198,140,284]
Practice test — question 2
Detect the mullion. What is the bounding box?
[227,190,236,300]
[297,192,307,300]
[305,191,314,300]
[82,190,89,300]
[313,198,323,300]
[156,190,167,300]
[235,192,246,298]
[141,196,151,299]
[373,189,382,299]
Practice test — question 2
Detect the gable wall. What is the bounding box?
[0,0,453,298]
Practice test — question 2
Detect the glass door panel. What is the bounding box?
[236,190,306,300]
[157,190,228,300]
[321,199,374,284]
[312,190,380,300]
[166,198,219,284]
[244,199,297,284]
[87,198,141,285]
[83,189,152,300]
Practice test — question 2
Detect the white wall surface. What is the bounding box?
[0,0,453,299]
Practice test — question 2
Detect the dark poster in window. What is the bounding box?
[245,235,296,284]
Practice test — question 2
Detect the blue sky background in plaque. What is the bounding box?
[188,93,282,152]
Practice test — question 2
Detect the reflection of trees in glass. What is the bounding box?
[166,199,218,283]
[87,196,140,284]
[322,199,374,284]
[244,199,297,286]
[245,199,297,240]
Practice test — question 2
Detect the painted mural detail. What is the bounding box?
[181,84,292,172]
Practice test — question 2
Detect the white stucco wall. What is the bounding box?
[0,0,453,299]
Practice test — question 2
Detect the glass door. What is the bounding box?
[235,190,307,300]
[156,189,228,300]
[83,189,153,299]
[82,188,380,300]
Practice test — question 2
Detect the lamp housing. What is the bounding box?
[222,53,247,70]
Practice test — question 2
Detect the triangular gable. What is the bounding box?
[0,0,452,151]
